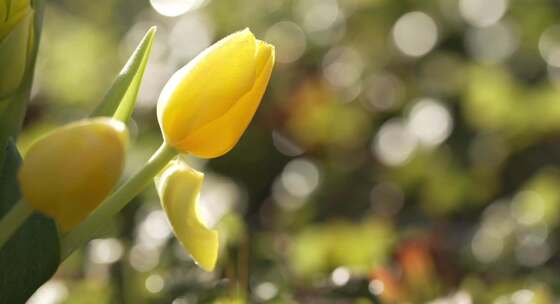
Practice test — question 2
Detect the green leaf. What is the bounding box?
[91,26,157,122]
[0,141,60,304]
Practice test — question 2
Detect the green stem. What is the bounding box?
[60,142,177,259]
[0,199,33,249]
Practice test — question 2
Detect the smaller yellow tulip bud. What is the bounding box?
[155,160,218,272]
[157,28,275,158]
[18,118,128,231]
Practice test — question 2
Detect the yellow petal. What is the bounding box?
[158,29,257,146]
[0,9,31,97]
[176,41,275,158]
[10,0,30,14]
[0,0,31,42]
[155,160,219,271]
[18,118,128,231]
[0,2,6,24]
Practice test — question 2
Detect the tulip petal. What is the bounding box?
[176,41,275,158]
[158,29,258,145]
[0,9,30,98]
[155,161,219,272]
[0,2,6,23]
[0,0,31,42]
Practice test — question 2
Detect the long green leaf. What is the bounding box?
[91,26,156,122]
[0,141,60,304]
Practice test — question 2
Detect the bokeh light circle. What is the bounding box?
[392,11,438,57]
[265,21,307,64]
[459,0,507,27]
[150,0,205,17]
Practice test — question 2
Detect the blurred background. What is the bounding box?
[19,0,560,303]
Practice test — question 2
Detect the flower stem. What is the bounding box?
[60,142,177,259]
[0,200,33,250]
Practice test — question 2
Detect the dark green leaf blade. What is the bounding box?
[0,141,60,304]
[91,26,156,122]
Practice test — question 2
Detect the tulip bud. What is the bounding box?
[0,0,31,40]
[157,28,275,158]
[18,118,128,231]
[0,0,32,97]
[155,160,218,271]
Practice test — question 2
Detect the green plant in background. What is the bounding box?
[0,3,275,300]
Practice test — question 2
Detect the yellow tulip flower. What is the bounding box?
[155,160,218,272]
[18,118,128,231]
[157,28,275,158]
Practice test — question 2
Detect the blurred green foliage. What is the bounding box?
[20,0,560,303]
